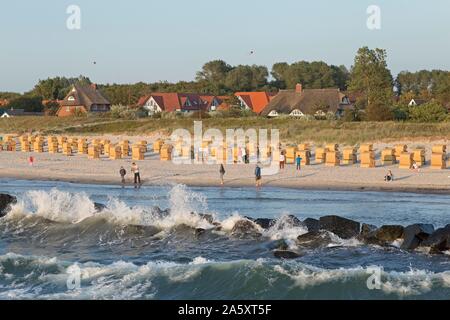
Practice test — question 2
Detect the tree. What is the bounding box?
[6,96,44,112]
[409,101,447,122]
[272,61,349,90]
[224,65,268,92]
[196,60,232,83]
[28,76,91,100]
[348,47,394,121]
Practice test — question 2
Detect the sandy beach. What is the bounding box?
[0,135,449,194]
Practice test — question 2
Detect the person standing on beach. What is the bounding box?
[279,152,285,170]
[119,166,127,187]
[255,164,262,188]
[296,154,302,171]
[131,162,141,187]
[28,156,34,166]
[219,164,226,185]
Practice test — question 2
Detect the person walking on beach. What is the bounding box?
[255,164,262,188]
[119,166,127,187]
[219,164,226,185]
[28,156,34,166]
[131,162,141,187]
[279,152,285,170]
[296,154,302,171]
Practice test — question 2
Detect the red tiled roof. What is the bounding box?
[234,92,275,114]
[138,93,210,112]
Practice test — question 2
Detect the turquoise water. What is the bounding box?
[0,179,449,299]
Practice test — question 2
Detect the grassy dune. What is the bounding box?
[1,116,449,144]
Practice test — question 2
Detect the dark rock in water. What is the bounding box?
[152,206,170,218]
[0,193,17,218]
[231,219,260,236]
[273,250,301,259]
[271,239,289,251]
[420,224,450,254]
[94,202,107,212]
[253,218,275,229]
[297,230,333,248]
[286,215,303,227]
[303,218,319,232]
[195,228,206,237]
[360,223,377,237]
[197,213,214,224]
[362,225,404,246]
[122,224,160,236]
[401,224,435,250]
[319,215,360,239]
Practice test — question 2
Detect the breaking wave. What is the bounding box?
[0,252,449,300]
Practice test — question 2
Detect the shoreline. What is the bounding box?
[1,172,449,195]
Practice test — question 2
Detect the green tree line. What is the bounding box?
[1,47,449,121]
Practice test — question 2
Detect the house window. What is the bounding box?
[289,109,304,117]
[66,107,70,112]
[68,96,75,101]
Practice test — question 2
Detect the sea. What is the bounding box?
[0,179,449,299]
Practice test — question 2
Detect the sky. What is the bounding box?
[0,0,449,93]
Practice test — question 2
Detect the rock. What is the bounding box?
[285,215,303,227]
[198,213,214,224]
[360,223,377,237]
[362,225,404,246]
[152,206,170,218]
[195,228,206,237]
[303,218,319,232]
[231,219,260,236]
[271,239,289,251]
[273,250,301,259]
[319,215,360,239]
[94,202,107,212]
[420,225,450,254]
[253,218,275,229]
[297,230,333,248]
[400,224,435,250]
[0,193,17,218]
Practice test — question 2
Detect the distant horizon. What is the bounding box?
[1,0,449,93]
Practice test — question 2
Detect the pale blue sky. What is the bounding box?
[1,0,449,92]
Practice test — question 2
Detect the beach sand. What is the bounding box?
[0,135,449,194]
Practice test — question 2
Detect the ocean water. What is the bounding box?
[0,179,449,300]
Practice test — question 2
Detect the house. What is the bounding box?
[408,99,427,107]
[138,93,214,115]
[260,84,352,118]
[199,95,223,112]
[57,84,111,117]
[1,108,44,118]
[0,99,9,107]
[234,92,276,114]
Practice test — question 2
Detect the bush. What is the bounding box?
[342,108,362,122]
[109,105,137,120]
[190,111,211,119]
[391,104,410,121]
[409,101,447,123]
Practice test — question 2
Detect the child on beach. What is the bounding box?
[219,164,225,185]
[255,164,262,188]
[411,161,420,172]
[119,166,127,186]
[296,154,302,171]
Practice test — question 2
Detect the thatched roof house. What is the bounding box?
[57,84,110,117]
[260,84,352,118]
